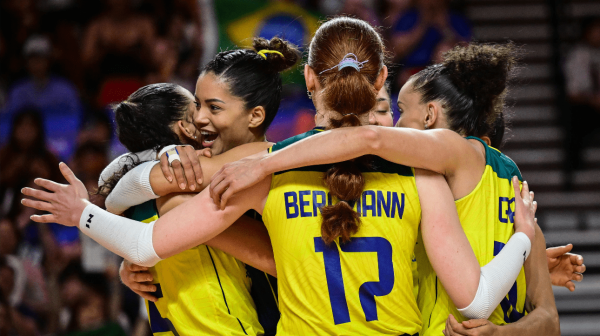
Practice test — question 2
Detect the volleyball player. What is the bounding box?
[209,43,561,335]
[96,37,299,335]
[22,17,536,335]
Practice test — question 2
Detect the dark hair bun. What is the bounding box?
[442,43,518,126]
[252,37,300,73]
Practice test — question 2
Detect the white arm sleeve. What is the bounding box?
[98,149,157,188]
[79,203,161,267]
[458,232,532,319]
[104,161,159,214]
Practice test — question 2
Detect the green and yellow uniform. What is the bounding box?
[262,127,422,335]
[125,201,264,336]
[416,136,526,336]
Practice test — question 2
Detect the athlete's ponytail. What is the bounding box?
[308,17,386,245]
[96,83,192,197]
[410,43,518,139]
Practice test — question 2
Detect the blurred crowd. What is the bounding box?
[564,16,600,177]
[0,0,597,335]
[1,1,206,334]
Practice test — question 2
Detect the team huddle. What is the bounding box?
[21,17,586,336]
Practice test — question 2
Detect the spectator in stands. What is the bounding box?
[2,36,83,159]
[0,219,19,258]
[148,12,203,91]
[339,0,381,27]
[0,294,8,336]
[0,256,39,336]
[379,0,412,28]
[564,16,600,176]
[82,0,155,104]
[71,141,109,208]
[0,109,61,216]
[58,264,86,333]
[0,0,40,85]
[390,0,471,86]
[64,273,126,336]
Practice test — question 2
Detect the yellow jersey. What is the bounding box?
[415,136,526,336]
[262,127,422,335]
[125,200,264,336]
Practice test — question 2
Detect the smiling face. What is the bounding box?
[193,72,259,155]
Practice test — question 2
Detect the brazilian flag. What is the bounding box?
[215,0,322,86]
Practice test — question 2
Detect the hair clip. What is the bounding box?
[257,49,284,59]
[319,53,369,75]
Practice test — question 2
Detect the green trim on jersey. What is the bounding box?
[270,127,414,177]
[124,200,159,222]
[466,136,523,181]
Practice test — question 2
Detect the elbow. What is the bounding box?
[551,314,561,336]
[361,126,383,154]
[458,301,489,320]
[545,305,561,336]
[456,277,495,320]
[135,258,159,268]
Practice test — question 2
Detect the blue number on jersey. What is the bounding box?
[494,241,524,322]
[499,197,515,223]
[315,237,394,325]
[148,284,180,335]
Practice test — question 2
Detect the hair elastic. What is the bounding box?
[319,53,369,75]
[257,50,284,59]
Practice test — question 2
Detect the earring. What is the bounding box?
[307,90,313,99]
[424,123,429,130]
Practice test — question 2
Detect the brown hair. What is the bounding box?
[308,17,386,245]
[410,43,518,139]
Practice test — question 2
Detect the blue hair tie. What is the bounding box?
[319,53,369,75]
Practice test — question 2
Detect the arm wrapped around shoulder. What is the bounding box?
[104,160,159,214]
[79,204,162,267]
[458,232,532,319]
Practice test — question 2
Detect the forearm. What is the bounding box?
[258,127,379,176]
[105,161,159,214]
[457,233,531,319]
[493,307,558,335]
[79,203,162,267]
[151,178,270,258]
[149,163,190,196]
[418,170,531,319]
[205,216,276,277]
[417,169,480,308]
[494,224,559,336]
[98,150,157,188]
[151,142,272,196]
[156,193,276,276]
[260,126,457,177]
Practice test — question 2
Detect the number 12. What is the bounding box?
[314,237,394,325]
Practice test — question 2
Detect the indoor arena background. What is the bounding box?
[1,0,599,335]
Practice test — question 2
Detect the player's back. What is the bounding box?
[125,200,263,336]
[416,136,527,336]
[262,127,423,335]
